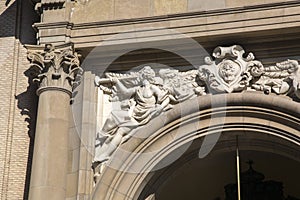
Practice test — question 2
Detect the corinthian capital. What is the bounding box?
[27,43,82,96]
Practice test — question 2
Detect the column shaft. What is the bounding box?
[29,90,70,200]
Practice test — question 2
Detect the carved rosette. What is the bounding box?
[198,45,264,93]
[27,43,82,96]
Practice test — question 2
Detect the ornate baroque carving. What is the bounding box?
[198,45,264,93]
[27,43,82,96]
[92,45,300,180]
[252,59,300,98]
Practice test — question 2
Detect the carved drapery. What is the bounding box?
[27,43,82,96]
[93,45,300,179]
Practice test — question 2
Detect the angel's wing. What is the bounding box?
[178,69,205,96]
[263,60,299,78]
[159,68,204,102]
[178,69,198,82]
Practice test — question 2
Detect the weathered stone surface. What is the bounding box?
[115,0,152,19]
[71,0,114,22]
[188,0,225,12]
[153,0,187,15]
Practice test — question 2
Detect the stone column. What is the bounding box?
[26,43,82,200]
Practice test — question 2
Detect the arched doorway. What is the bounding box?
[144,134,300,200]
[91,92,300,200]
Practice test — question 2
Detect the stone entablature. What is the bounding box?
[92,45,300,180]
[27,43,82,96]
[32,1,300,48]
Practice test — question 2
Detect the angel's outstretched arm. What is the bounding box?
[114,78,136,97]
[95,76,137,98]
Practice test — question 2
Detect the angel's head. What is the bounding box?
[140,66,156,81]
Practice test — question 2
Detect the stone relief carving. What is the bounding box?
[198,45,264,93]
[251,59,300,98]
[92,66,203,181]
[92,45,300,181]
[27,43,82,96]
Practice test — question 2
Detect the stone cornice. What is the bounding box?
[71,0,300,29]
[33,0,300,48]
[34,0,300,30]
[26,43,82,97]
[33,21,73,30]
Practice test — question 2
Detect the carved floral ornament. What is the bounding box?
[92,45,300,179]
[27,43,82,96]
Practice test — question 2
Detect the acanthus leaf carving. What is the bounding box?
[27,43,82,96]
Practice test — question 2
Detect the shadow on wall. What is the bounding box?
[0,1,16,37]
[15,68,38,200]
[0,0,39,44]
[1,0,40,199]
[5,0,12,6]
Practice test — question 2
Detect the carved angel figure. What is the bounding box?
[93,66,171,166]
[93,66,205,178]
[251,59,300,98]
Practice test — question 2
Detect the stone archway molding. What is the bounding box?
[91,92,300,200]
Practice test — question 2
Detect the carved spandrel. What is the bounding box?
[27,43,82,96]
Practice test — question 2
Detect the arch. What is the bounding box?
[91,92,300,200]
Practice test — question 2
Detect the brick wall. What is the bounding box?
[0,0,38,199]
